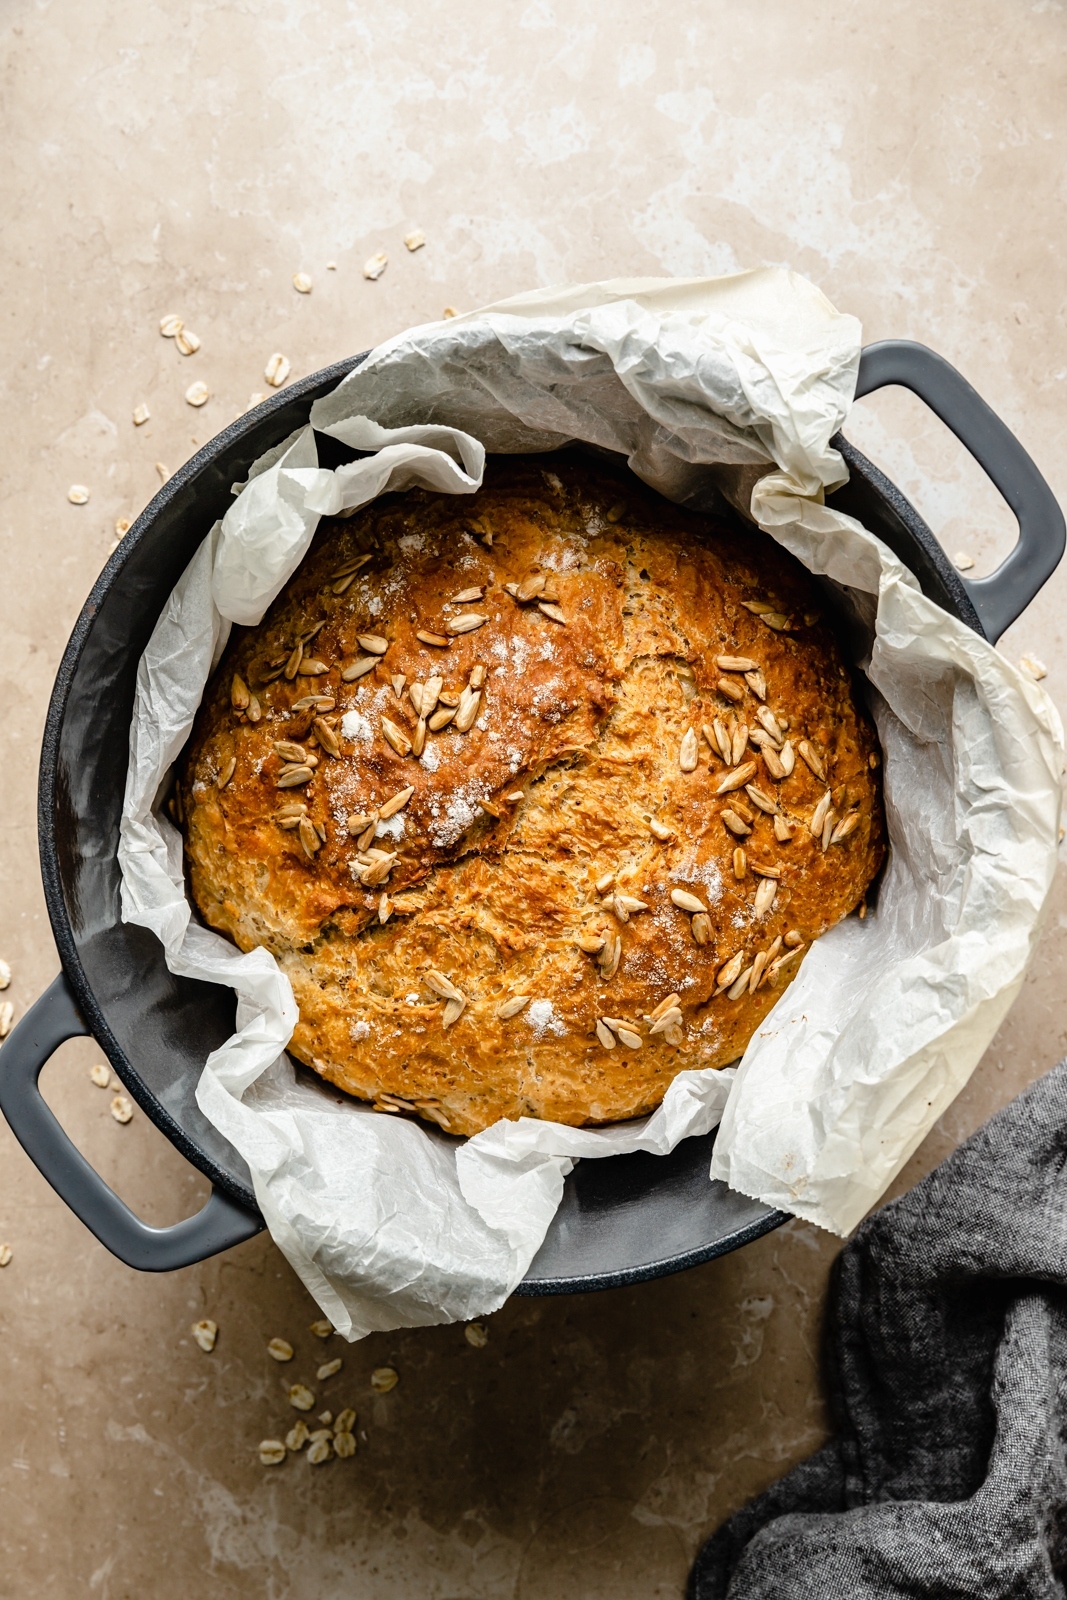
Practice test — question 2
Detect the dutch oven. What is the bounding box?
[0,340,1061,1292]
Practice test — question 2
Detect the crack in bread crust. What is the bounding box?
[180,453,885,1136]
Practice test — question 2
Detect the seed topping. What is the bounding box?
[810,790,832,838]
[292,694,336,712]
[454,686,482,731]
[341,656,378,681]
[598,932,622,979]
[727,964,755,1000]
[600,1018,642,1049]
[276,764,315,788]
[831,812,860,843]
[427,970,464,1002]
[754,877,777,915]
[648,993,682,1022]
[756,707,783,742]
[715,761,758,795]
[378,786,414,819]
[298,816,321,858]
[381,717,412,757]
[670,888,707,914]
[721,808,751,838]
[762,745,787,781]
[716,952,744,989]
[354,849,397,887]
[446,613,488,635]
[313,718,341,757]
[744,784,777,815]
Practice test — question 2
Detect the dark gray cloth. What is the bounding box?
[689,1062,1067,1599]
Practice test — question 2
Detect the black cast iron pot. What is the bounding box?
[0,341,1061,1290]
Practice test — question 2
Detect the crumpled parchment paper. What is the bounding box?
[118,270,1063,1338]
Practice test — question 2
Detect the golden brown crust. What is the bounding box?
[179,454,884,1137]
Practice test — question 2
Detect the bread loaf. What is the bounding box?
[179,454,884,1136]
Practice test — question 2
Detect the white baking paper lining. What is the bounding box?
[118,270,1063,1338]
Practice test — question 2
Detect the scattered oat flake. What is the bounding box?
[334,1430,356,1457]
[265,352,291,387]
[0,1244,12,1268]
[363,251,388,280]
[293,272,312,294]
[334,1408,356,1434]
[109,1093,133,1123]
[114,518,131,537]
[132,403,150,426]
[288,1384,315,1411]
[185,381,209,408]
[310,1319,333,1338]
[0,959,9,990]
[155,462,170,483]
[90,1063,110,1088]
[1020,654,1048,681]
[316,1410,332,1425]
[268,1338,294,1362]
[953,550,975,571]
[286,1421,309,1451]
[326,261,337,271]
[191,1319,217,1352]
[67,484,89,504]
[175,327,200,356]
[259,1439,286,1465]
[465,1322,488,1348]
[371,1366,398,1393]
[159,314,183,337]
[307,1438,332,1464]
[404,229,425,252]
[443,306,458,318]
[317,1358,342,1380]
[0,1001,16,1038]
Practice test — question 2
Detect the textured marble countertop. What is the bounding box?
[2,1,1065,1593]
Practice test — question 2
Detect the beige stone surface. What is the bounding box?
[1,0,1066,1592]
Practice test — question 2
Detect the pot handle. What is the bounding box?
[0,974,264,1271]
[855,339,1065,642]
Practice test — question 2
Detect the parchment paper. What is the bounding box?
[118,270,1063,1338]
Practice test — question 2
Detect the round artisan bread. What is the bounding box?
[178,452,884,1136]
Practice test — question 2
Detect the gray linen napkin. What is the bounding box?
[689,1061,1067,1599]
